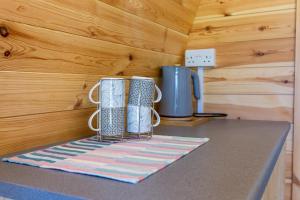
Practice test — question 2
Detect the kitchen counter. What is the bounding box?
[0,120,290,200]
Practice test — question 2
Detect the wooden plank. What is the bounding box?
[286,178,293,200]
[0,0,186,55]
[160,117,210,127]
[262,146,285,200]
[190,10,296,46]
[204,95,293,122]
[204,67,294,95]
[293,0,300,198]
[286,125,294,152]
[98,0,194,34]
[0,19,181,76]
[0,71,100,118]
[207,61,295,69]
[182,0,200,12]
[0,109,95,156]
[164,29,188,55]
[286,151,293,179]
[195,0,295,20]
[187,38,295,68]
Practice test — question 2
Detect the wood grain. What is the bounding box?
[204,67,294,95]
[0,109,95,156]
[99,0,194,34]
[286,125,294,152]
[0,71,102,118]
[190,10,295,46]
[286,151,293,179]
[164,29,188,55]
[204,95,293,122]
[182,0,200,12]
[188,38,295,68]
[293,0,300,198]
[262,146,285,200]
[286,178,292,200]
[190,0,296,198]
[0,0,189,157]
[0,19,181,76]
[196,0,295,20]
[160,117,210,127]
[0,0,187,55]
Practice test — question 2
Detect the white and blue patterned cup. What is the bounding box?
[127,105,160,133]
[88,107,125,136]
[88,78,125,136]
[88,78,125,107]
[127,76,161,134]
[128,76,162,107]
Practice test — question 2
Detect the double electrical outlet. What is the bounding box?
[185,48,216,67]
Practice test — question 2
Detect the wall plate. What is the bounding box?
[185,48,216,67]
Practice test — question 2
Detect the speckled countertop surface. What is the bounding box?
[0,120,290,200]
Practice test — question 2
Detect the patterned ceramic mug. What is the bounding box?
[128,76,162,106]
[127,105,160,133]
[127,76,162,134]
[88,107,125,136]
[88,78,126,107]
[88,78,125,136]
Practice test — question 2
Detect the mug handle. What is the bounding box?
[88,109,101,131]
[88,81,101,104]
[153,84,162,103]
[151,107,161,127]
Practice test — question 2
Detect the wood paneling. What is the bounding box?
[0,109,95,156]
[0,71,100,118]
[204,95,293,122]
[262,146,285,200]
[204,67,294,95]
[190,1,296,197]
[286,151,293,179]
[293,0,300,199]
[196,0,295,20]
[188,38,295,68]
[0,0,186,55]
[286,178,293,200]
[0,0,195,156]
[0,19,181,76]
[182,0,200,12]
[98,0,194,34]
[190,10,295,46]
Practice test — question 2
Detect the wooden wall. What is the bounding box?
[187,0,296,199]
[0,0,198,156]
[293,0,300,199]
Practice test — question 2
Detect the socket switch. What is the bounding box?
[185,48,216,67]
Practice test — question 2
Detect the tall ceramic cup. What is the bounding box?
[88,78,125,137]
[127,76,162,134]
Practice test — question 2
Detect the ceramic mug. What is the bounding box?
[127,105,160,133]
[88,78,125,107]
[127,76,162,134]
[88,78,126,136]
[128,76,162,107]
[88,107,125,136]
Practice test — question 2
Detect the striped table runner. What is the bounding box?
[3,135,209,184]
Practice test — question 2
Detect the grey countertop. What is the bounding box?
[0,120,290,200]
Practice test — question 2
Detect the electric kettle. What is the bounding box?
[159,66,200,117]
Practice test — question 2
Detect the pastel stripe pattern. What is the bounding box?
[3,135,209,184]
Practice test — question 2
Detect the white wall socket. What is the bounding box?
[185,48,216,67]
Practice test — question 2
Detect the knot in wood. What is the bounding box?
[254,51,265,57]
[4,50,11,57]
[0,26,9,37]
[258,25,269,31]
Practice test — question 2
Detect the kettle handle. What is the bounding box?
[191,71,201,100]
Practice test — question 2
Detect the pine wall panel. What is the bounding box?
[0,0,198,156]
[187,1,296,199]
